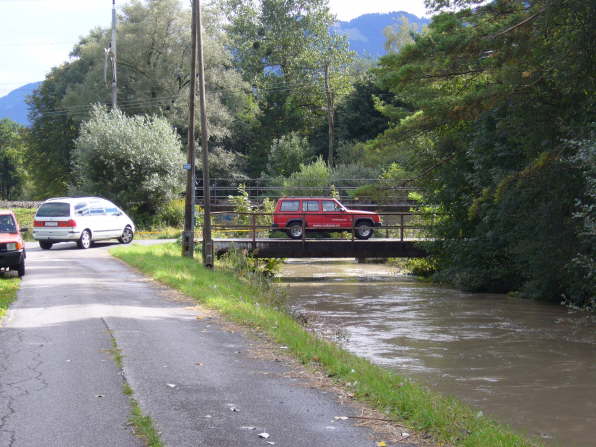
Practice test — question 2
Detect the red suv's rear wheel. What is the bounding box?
[287,222,304,239]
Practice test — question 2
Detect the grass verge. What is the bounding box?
[110,242,542,447]
[105,325,164,447]
[0,277,20,321]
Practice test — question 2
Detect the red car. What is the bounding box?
[272,197,382,240]
[0,210,26,277]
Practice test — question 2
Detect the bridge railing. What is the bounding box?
[205,211,435,246]
[195,178,421,209]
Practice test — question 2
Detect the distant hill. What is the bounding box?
[0,82,41,126]
[336,11,430,58]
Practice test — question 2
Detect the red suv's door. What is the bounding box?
[302,199,321,229]
[321,199,351,228]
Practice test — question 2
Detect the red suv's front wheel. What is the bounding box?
[355,221,373,240]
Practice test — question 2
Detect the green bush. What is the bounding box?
[267,132,313,177]
[71,105,184,222]
[282,157,332,196]
[155,199,186,228]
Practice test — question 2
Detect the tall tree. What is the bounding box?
[383,16,421,53]
[222,0,353,172]
[373,0,595,305]
[0,119,27,200]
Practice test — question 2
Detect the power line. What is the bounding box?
[30,79,387,120]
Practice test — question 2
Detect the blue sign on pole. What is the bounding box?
[183,163,192,170]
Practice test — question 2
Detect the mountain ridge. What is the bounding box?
[0,82,41,126]
[335,11,430,58]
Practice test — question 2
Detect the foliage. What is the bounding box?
[267,132,313,177]
[72,105,184,221]
[373,0,595,305]
[333,79,407,148]
[220,248,284,280]
[222,0,354,172]
[27,0,250,195]
[0,119,27,200]
[390,257,437,277]
[196,146,247,180]
[563,136,595,309]
[154,198,186,228]
[351,162,411,203]
[383,16,423,53]
[26,69,80,197]
[0,276,20,321]
[330,162,381,184]
[282,156,332,196]
[227,184,275,238]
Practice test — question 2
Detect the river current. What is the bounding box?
[277,259,596,447]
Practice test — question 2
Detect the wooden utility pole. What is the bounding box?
[111,0,117,108]
[182,0,198,258]
[324,63,335,167]
[197,0,213,268]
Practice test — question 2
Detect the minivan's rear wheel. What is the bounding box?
[287,222,304,239]
[77,230,92,249]
[355,221,373,240]
[118,226,134,244]
[39,241,53,250]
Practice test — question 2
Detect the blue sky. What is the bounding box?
[0,0,429,97]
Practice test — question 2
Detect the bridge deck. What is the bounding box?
[209,238,428,259]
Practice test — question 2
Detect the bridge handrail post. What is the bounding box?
[302,212,306,243]
[251,212,256,251]
[385,212,389,238]
[400,214,404,241]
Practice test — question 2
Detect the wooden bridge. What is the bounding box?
[201,210,432,259]
[211,238,427,259]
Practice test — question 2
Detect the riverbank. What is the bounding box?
[111,242,541,447]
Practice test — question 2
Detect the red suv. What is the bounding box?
[272,197,382,240]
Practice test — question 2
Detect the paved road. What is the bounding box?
[0,240,408,447]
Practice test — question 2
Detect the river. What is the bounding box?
[277,259,596,447]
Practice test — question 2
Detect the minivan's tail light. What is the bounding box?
[58,219,77,227]
[34,219,76,227]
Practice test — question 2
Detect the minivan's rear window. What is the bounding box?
[36,202,70,217]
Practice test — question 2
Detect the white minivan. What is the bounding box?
[33,197,135,250]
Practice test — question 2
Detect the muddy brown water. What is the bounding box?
[277,259,596,447]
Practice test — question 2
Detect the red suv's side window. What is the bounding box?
[303,200,320,211]
[280,200,300,211]
[322,200,341,212]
